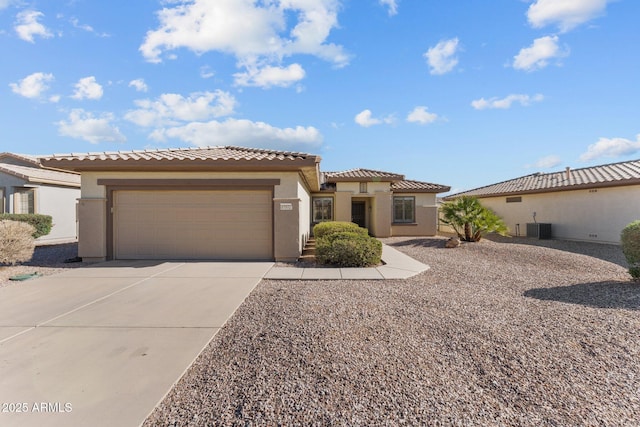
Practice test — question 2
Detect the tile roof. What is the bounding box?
[322,169,450,193]
[391,179,451,193]
[447,159,640,198]
[0,152,41,166]
[323,168,405,182]
[40,145,322,192]
[42,146,318,163]
[0,163,81,187]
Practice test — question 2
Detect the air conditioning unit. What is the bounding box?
[526,223,552,239]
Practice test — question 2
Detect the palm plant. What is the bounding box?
[440,196,509,242]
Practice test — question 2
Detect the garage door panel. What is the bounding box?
[114,190,272,260]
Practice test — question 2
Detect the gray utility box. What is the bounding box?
[526,223,552,239]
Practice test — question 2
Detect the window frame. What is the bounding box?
[13,187,36,214]
[312,196,334,223]
[393,196,415,223]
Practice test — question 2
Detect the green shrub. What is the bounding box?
[313,221,366,239]
[316,231,382,267]
[0,214,52,239]
[0,220,36,265]
[440,196,509,242]
[621,220,640,280]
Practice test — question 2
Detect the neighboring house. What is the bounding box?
[41,146,450,262]
[445,159,640,244]
[0,153,80,244]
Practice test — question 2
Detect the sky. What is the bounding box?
[1,0,639,194]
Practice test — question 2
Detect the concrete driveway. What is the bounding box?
[0,260,273,427]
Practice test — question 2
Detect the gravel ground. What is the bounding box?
[144,236,639,426]
[0,242,85,288]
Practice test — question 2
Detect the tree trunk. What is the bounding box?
[464,222,472,241]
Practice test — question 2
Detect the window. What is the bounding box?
[393,196,415,223]
[14,188,35,214]
[0,188,4,214]
[359,182,367,193]
[506,196,522,203]
[312,197,333,222]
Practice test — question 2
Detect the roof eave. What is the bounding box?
[393,186,451,194]
[326,176,404,183]
[446,179,640,199]
[29,177,81,188]
[0,152,40,166]
[40,157,320,172]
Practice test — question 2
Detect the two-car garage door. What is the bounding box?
[113,190,272,260]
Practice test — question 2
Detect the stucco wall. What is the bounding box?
[372,192,392,237]
[81,171,302,198]
[0,172,27,213]
[297,180,311,250]
[78,170,307,260]
[391,193,438,236]
[36,184,80,243]
[0,172,79,243]
[478,185,640,244]
[336,182,391,194]
[334,192,352,223]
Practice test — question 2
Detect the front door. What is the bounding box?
[351,201,366,228]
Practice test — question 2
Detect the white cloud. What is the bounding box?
[513,36,567,71]
[125,91,237,127]
[380,0,398,16]
[424,38,460,75]
[71,76,103,100]
[139,0,349,82]
[579,134,640,162]
[15,10,53,43]
[529,155,562,169]
[0,0,16,10]
[527,0,610,32]
[70,17,93,33]
[406,106,438,125]
[471,93,544,110]
[129,79,148,92]
[200,66,215,79]
[9,72,55,99]
[149,118,322,152]
[355,110,380,127]
[354,109,394,127]
[234,63,306,88]
[57,109,126,144]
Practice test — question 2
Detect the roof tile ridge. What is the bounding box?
[451,172,543,196]
[223,145,312,158]
[399,178,441,184]
[567,158,640,175]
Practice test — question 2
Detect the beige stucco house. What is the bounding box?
[445,159,640,244]
[0,153,80,244]
[41,146,449,262]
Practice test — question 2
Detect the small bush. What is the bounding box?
[621,220,640,280]
[0,214,52,239]
[0,220,36,265]
[313,221,367,239]
[316,231,382,267]
[440,196,508,242]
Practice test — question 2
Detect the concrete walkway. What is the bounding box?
[0,261,272,427]
[264,244,429,280]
